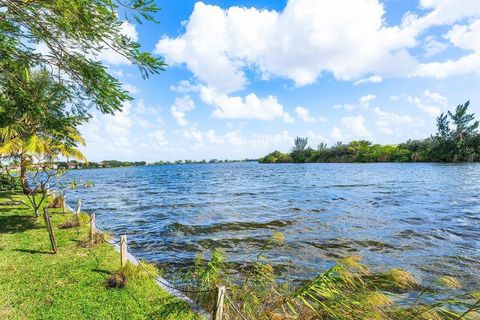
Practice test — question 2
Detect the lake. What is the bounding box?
[65,162,480,288]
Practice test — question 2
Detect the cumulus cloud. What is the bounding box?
[341,116,372,138]
[199,86,293,122]
[306,130,328,145]
[171,96,195,126]
[413,18,480,78]
[372,107,416,135]
[183,127,204,144]
[353,76,383,86]
[334,94,376,111]
[181,127,293,156]
[170,80,202,94]
[330,126,345,142]
[409,0,480,32]
[330,116,372,141]
[407,90,448,117]
[295,106,315,122]
[80,100,166,161]
[149,130,169,146]
[155,0,420,93]
[422,35,448,58]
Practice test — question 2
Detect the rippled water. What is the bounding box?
[66,162,480,288]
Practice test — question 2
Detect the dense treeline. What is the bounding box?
[259,101,480,163]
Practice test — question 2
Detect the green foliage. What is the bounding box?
[258,150,293,163]
[260,101,480,163]
[0,193,199,319]
[0,174,21,192]
[182,234,480,320]
[0,0,165,116]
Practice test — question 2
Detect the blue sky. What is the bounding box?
[80,0,480,162]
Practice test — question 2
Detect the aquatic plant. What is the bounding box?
[178,233,480,320]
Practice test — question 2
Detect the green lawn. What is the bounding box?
[0,192,200,320]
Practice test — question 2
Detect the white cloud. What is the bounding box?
[306,130,328,145]
[206,129,225,144]
[341,116,372,138]
[375,120,394,135]
[200,86,293,122]
[170,80,202,94]
[413,0,480,30]
[171,96,195,126]
[98,21,139,65]
[353,75,383,86]
[183,127,204,144]
[295,106,315,122]
[359,94,376,107]
[180,128,293,157]
[413,19,480,78]
[413,53,480,78]
[155,0,419,93]
[283,113,295,123]
[330,116,372,141]
[80,100,167,161]
[372,107,415,124]
[423,35,448,58]
[149,130,169,145]
[334,94,376,111]
[408,90,448,117]
[120,21,139,41]
[445,20,480,51]
[122,83,140,94]
[330,126,345,141]
[372,107,416,135]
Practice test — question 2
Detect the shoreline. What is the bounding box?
[0,193,202,319]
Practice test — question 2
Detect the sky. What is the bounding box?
[80,0,480,162]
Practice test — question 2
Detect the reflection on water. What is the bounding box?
[66,162,480,288]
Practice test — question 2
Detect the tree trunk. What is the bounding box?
[20,151,31,195]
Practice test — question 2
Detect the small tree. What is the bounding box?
[290,137,309,162]
[0,68,86,195]
[448,101,479,142]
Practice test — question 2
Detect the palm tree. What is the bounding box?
[0,67,87,194]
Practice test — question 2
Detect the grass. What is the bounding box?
[0,192,200,320]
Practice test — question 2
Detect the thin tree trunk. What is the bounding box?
[20,151,31,195]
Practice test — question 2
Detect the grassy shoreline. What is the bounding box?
[0,192,199,320]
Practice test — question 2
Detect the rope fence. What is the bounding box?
[56,191,249,319]
[66,194,220,318]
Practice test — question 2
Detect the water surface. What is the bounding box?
[66,162,480,288]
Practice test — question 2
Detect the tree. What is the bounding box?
[0,0,165,118]
[290,137,309,162]
[432,101,478,161]
[0,68,86,195]
[436,113,451,139]
[448,101,479,143]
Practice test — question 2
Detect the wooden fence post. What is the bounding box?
[43,208,58,254]
[213,285,225,320]
[62,193,66,214]
[120,235,127,268]
[75,198,82,215]
[89,213,96,241]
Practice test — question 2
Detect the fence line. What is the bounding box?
[224,294,248,320]
[64,197,215,318]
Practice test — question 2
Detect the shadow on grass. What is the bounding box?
[0,215,41,234]
[91,268,112,276]
[12,248,53,255]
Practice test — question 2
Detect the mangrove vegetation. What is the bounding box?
[259,101,480,163]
